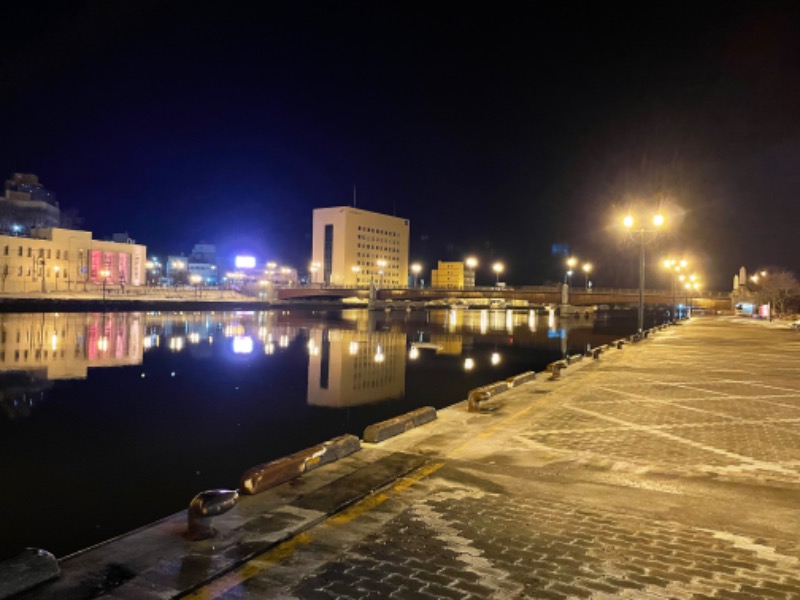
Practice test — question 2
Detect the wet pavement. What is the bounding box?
[16,316,800,599]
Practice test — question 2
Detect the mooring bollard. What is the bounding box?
[186,489,239,541]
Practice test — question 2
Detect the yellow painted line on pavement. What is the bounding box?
[184,461,444,599]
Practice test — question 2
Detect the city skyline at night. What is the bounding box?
[0,2,798,289]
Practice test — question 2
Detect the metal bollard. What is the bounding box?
[186,489,239,541]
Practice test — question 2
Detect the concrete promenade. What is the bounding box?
[15,316,800,599]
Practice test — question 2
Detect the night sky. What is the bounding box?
[1,1,798,289]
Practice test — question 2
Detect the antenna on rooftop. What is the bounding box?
[353,185,357,207]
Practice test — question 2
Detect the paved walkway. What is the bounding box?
[19,317,800,599]
[181,316,800,600]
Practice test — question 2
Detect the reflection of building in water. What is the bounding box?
[0,313,143,418]
[0,313,143,380]
[307,328,406,407]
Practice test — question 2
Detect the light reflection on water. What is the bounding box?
[0,308,630,559]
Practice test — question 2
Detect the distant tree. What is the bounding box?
[753,267,800,316]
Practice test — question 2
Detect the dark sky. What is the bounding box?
[1,1,798,289]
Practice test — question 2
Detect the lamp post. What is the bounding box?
[190,274,202,299]
[410,263,422,288]
[582,262,592,290]
[492,262,504,286]
[663,259,687,321]
[565,257,577,285]
[465,257,478,289]
[309,262,320,285]
[100,268,110,302]
[624,213,665,333]
[377,259,387,288]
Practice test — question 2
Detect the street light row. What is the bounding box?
[564,256,592,289]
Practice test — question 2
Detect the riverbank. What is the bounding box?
[8,316,800,599]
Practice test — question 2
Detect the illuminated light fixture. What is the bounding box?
[233,336,254,354]
[464,357,475,371]
[409,345,419,360]
[264,342,275,355]
[349,341,359,355]
[374,344,385,363]
[653,214,665,227]
[623,215,634,228]
[491,352,501,365]
[235,256,256,269]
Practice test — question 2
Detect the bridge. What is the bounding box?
[276,285,732,311]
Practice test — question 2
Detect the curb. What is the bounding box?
[506,371,536,387]
[467,381,512,412]
[0,548,60,600]
[240,434,361,495]
[363,407,437,443]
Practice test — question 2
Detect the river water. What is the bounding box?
[0,308,642,559]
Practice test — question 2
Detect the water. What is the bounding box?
[0,307,640,559]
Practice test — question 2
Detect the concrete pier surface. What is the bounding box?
[12,316,800,599]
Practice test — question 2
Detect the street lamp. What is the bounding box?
[377,259,387,288]
[582,263,592,290]
[623,213,665,333]
[309,262,320,285]
[465,257,478,288]
[410,263,422,288]
[100,268,110,301]
[663,259,688,320]
[565,257,577,285]
[492,262,504,286]
[190,273,202,299]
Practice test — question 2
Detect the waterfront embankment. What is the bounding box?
[6,316,800,599]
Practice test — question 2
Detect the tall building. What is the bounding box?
[189,244,218,285]
[0,173,60,235]
[311,207,409,287]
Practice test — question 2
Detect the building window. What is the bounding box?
[2,245,6,256]
[323,224,334,284]
[56,250,61,259]
[47,249,51,259]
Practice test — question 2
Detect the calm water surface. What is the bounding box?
[0,308,640,559]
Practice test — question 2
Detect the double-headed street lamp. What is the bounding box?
[624,213,665,333]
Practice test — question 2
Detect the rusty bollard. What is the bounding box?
[186,489,239,541]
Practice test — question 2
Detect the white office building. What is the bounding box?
[311,207,409,288]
